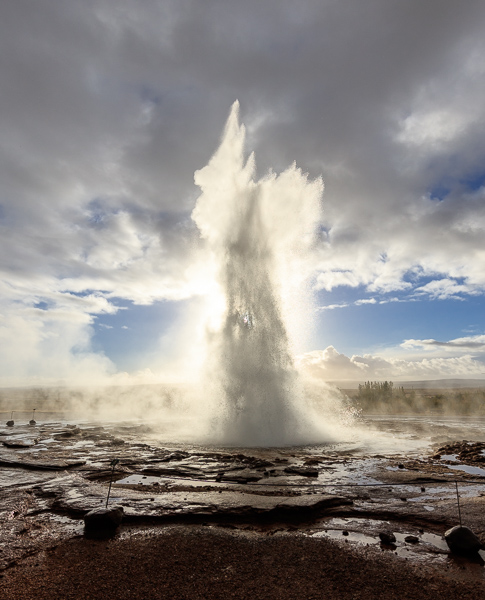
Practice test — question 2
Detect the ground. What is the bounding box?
[1,413,485,599]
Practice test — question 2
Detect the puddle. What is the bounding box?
[310,516,485,576]
[309,517,451,562]
[406,483,484,501]
[312,528,376,545]
[117,474,163,486]
[447,464,485,477]
[441,454,459,462]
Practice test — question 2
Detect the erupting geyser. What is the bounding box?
[192,102,330,446]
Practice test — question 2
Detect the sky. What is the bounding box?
[1,0,485,387]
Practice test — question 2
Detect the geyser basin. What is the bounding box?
[192,102,334,446]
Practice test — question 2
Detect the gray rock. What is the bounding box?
[404,535,419,544]
[379,531,396,544]
[84,505,124,534]
[445,525,483,555]
[2,437,38,448]
[219,469,263,483]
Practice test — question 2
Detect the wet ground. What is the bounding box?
[1,412,485,585]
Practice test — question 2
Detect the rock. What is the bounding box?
[84,506,124,535]
[160,451,189,462]
[445,525,483,555]
[304,458,321,466]
[284,466,319,477]
[107,438,125,446]
[54,427,81,438]
[404,535,419,544]
[2,437,38,448]
[0,456,85,470]
[379,531,396,544]
[219,469,263,483]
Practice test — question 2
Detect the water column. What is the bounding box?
[192,102,325,446]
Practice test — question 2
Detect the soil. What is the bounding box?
[2,525,484,600]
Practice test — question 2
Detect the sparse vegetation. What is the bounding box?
[346,381,485,415]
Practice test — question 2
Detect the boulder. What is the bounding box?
[84,505,124,535]
[379,531,396,544]
[445,525,483,555]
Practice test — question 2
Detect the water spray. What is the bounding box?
[192,101,328,446]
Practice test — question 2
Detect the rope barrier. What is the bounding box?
[124,473,485,489]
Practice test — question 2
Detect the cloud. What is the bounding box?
[414,278,480,300]
[401,335,485,352]
[297,345,485,382]
[1,1,485,382]
[317,297,381,311]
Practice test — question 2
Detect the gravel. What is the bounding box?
[2,525,483,600]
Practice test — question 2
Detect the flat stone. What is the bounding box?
[445,525,483,555]
[218,469,263,483]
[284,466,319,477]
[37,474,352,522]
[2,437,38,448]
[0,455,85,470]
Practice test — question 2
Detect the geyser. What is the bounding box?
[192,102,331,446]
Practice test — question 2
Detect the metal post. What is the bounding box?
[455,479,462,527]
[105,459,119,508]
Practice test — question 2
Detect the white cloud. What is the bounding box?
[317,297,379,311]
[355,298,377,306]
[1,1,485,382]
[397,109,467,147]
[415,278,480,300]
[317,303,349,311]
[401,334,485,353]
[297,345,485,382]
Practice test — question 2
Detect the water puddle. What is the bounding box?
[447,464,485,477]
[308,515,485,576]
[309,517,452,562]
[440,454,459,462]
[117,474,163,486]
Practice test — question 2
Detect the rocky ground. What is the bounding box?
[1,418,485,599]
